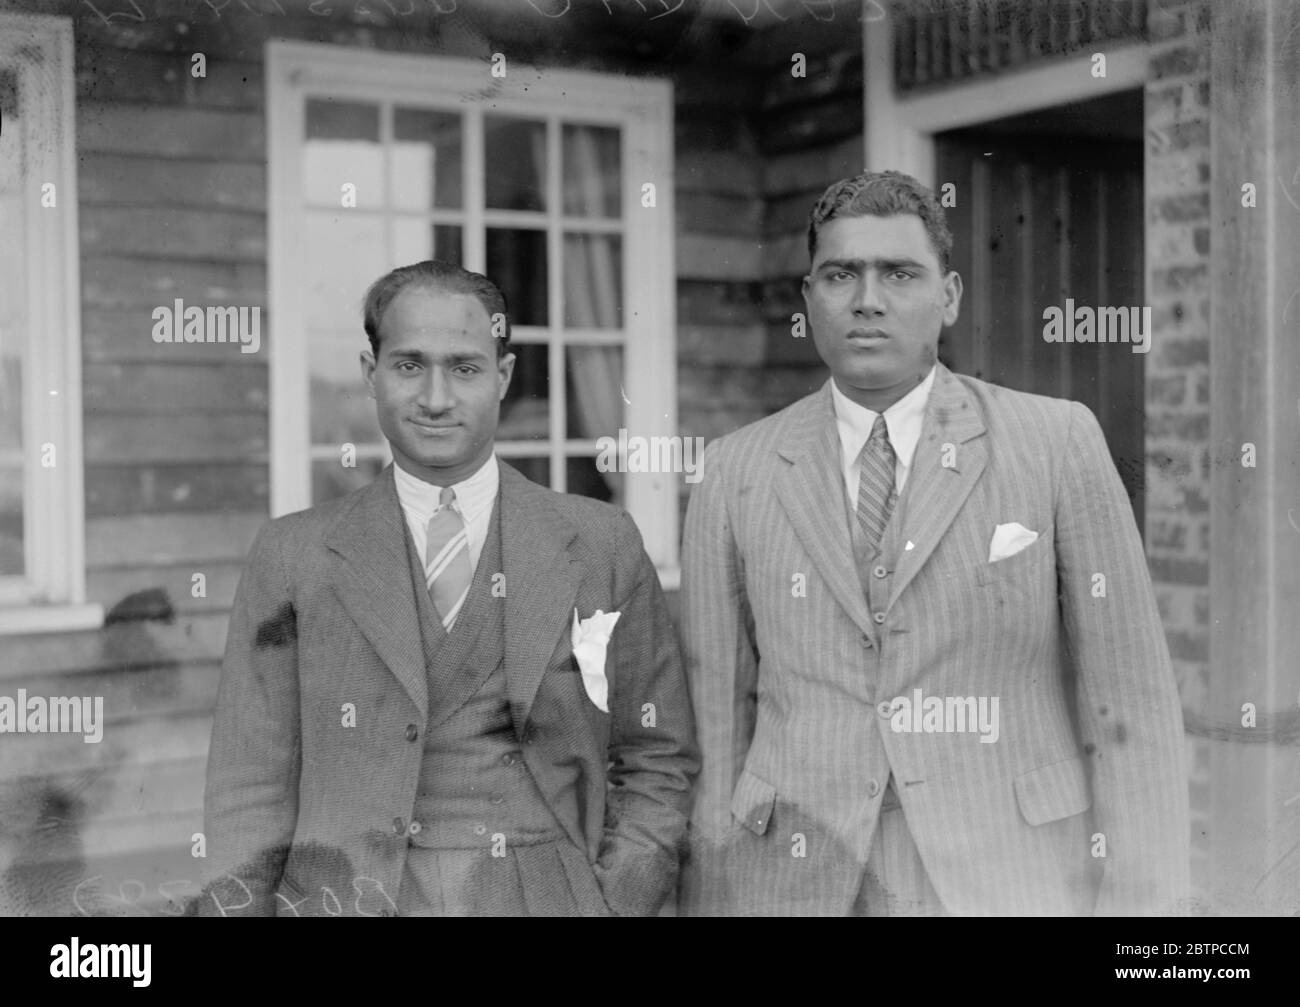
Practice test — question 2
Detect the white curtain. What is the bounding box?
[563,126,622,496]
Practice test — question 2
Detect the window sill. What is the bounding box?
[0,603,105,637]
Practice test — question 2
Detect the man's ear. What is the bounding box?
[941,270,963,327]
[497,351,516,402]
[360,348,377,397]
[800,273,812,302]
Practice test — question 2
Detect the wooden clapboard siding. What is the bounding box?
[86,562,246,614]
[84,364,266,414]
[75,47,264,110]
[0,711,213,781]
[673,66,768,446]
[77,103,265,160]
[84,415,267,465]
[3,664,221,728]
[752,22,863,413]
[87,465,267,517]
[2,615,230,678]
[86,514,265,568]
[82,256,267,308]
[82,307,266,364]
[79,154,266,212]
[81,206,266,262]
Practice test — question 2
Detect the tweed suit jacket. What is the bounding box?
[677,363,1189,916]
[200,461,698,917]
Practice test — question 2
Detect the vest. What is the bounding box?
[847,457,917,811]
[401,496,563,850]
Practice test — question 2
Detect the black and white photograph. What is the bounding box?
[0,0,1296,949]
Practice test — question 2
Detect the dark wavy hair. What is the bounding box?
[362,260,510,358]
[807,170,954,274]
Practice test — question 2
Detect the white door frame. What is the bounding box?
[863,17,1149,185]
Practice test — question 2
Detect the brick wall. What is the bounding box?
[1143,0,1212,894]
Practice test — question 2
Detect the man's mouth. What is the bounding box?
[410,419,460,432]
[847,327,889,343]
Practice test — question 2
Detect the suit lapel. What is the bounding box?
[773,384,875,640]
[887,363,988,609]
[325,466,428,720]
[499,462,582,741]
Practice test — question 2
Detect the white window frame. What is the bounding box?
[0,14,99,635]
[266,41,679,580]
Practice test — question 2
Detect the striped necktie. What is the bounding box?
[856,414,898,557]
[425,486,472,633]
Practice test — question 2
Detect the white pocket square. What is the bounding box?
[988,522,1039,563]
[571,608,621,713]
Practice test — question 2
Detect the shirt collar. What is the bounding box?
[393,453,499,522]
[830,363,937,470]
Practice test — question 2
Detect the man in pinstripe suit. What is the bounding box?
[678,171,1189,916]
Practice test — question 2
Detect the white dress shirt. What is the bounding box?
[830,364,937,503]
[393,453,499,574]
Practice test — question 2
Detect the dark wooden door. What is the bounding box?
[935,131,1146,533]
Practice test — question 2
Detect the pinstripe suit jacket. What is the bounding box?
[200,461,697,917]
[678,363,1189,916]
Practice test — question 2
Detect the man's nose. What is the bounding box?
[419,367,454,413]
[852,272,886,315]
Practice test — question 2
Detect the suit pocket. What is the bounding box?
[730,768,777,836]
[977,522,1054,588]
[1013,755,1092,826]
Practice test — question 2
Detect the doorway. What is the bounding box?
[935,89,1146,531]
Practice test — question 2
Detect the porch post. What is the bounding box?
[1207,0,1300,914]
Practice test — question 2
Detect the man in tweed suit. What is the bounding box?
[678,171,1189,916]
[200,260,697,917]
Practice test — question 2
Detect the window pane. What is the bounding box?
[563,233,622,329]
[305,211,385,330]
[503,455,549,487]
[567,455,622,506]
[309,330,381,446]
[392,218,463,268]
[313,456,386,505]
[498,342,548,441]
[486,228,548,326]
[304,99,382,209]
[392,107,462,211]
[565,345,623,440]
[562,124,621,218]
[433,225,463,266]
[484,116,546,212]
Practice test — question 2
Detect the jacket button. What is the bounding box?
[873,565,888,578]
[876,700,894,718]
[501,753,516,766]
[873,612,886,624]
[408,820,422,835]
[860,634,873,648]
[473,823,487,836]
[405,724,419,742]
[392,817,406,834]
[867,778,881,797]
[490,793,504,805]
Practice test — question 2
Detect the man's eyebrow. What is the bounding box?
[816,257,930,273]
[384,348,492,364]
